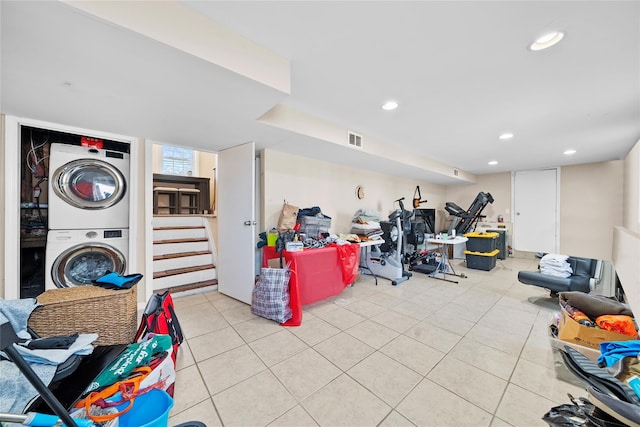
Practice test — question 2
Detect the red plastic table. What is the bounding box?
[261,244,360,326]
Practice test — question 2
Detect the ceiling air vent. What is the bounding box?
[348,131,362,148]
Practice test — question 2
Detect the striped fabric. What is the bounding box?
[251,267,293,324]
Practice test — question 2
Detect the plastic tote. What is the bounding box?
[117,389,174,427]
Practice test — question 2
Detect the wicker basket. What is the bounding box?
[28,285,138,346]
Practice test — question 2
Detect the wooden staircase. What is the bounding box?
[152,216,218,292]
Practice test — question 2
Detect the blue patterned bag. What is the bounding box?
[251,267,293,324]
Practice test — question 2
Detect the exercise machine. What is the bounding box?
[405,188,433,252]
[405,205,437,274]
[404,191,439,275]
[445,192,494,236]
[361,198,412,286]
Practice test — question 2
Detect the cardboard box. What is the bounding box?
[557,306,637,350]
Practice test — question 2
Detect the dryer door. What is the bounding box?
[51,243,126,288]
[51,159,127,209]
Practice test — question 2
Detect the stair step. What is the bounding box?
[154,227,206,241]
[153,226,205,231]
[155,279,218,295]
[153,216,205,228]
[153,264,216,279]
[153,250,211,261]
[154,253,214,273]
[153,240,209,256]
[153,267,217,290]
[152,215,217,291]
[154,237,208,245]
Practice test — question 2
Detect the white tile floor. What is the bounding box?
[167,256,586,427]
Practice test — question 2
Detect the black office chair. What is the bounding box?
[518,256,603,296]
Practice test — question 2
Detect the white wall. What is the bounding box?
[261,149,446,234]
[198,151,217,214]
[613,138,640,309]
[560,161,624,260]
[623,139,640,233]
[0,115,5,298]
[132,140,148,304]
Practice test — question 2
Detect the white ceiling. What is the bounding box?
[2,1,639,185]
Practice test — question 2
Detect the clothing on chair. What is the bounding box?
[0,360,56,414]
[14,333,97,366]
[0,297,39,341]
[24,333,79,350]
[0,297,56,414]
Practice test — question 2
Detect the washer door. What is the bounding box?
[52,159,126,209]
[51,243,126,288]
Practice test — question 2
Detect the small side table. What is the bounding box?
[426,236,468,283]
[358,239,385,286]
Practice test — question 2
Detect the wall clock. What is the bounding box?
[356,185,365,200]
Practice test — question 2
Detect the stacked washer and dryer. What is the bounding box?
[45,142,130,289]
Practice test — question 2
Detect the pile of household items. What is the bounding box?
[545,290,640,427]
[0,277,205,427]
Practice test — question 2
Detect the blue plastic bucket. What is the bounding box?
[117,389,174,427]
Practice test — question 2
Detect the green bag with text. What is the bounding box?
[83,334,172,395]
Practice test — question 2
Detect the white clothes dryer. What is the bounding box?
[45,228,128,290]
[48,143,129,230]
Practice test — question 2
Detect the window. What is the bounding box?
[161,146,195,175]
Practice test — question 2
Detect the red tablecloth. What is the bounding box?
[261,244,360,326]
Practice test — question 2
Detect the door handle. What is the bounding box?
[243,221,256,226]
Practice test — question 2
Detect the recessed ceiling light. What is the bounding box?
[488,160,498,166]
[382,101,398,111]
[564,149,576,155]
[498,132,514,140]
[529,31,565,51]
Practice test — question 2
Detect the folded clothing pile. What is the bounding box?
[350,221,383,240]
[540,253,573,277]
[353,209,383,223]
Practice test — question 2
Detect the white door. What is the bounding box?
[217,142,256,304]
[513,169,558,253]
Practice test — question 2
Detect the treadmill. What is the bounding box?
[445,192,494,235]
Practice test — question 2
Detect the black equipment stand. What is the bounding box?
[0,322,79,427]
[445,192,494,236]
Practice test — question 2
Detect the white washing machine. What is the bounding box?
[45,228,128,290]
[48,143,129,230]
